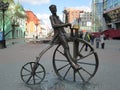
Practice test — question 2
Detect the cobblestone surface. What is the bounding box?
[0,39,120,90]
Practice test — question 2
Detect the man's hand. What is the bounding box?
[65,23,71,28]
[67,23,71,26]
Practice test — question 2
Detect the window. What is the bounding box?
[114,0,119,7]
[103,0,107,10]
[107,0,112,9]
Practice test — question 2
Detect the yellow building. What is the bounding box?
[25,10,41,38]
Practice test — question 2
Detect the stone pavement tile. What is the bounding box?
[0,39,120,90]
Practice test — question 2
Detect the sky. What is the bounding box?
[15,0,92,27]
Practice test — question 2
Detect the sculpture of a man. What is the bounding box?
[49,4,79,70]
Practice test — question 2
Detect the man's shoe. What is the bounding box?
[64,51,80,70]
[71,62,80,70]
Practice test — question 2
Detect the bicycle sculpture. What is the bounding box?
[20,5,99,85]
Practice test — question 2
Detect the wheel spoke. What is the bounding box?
[73,70,76,82]
[81,51,94,59]
[78,70,85,82]
[78,61,96,66]
[55,59,68,62]
[23,67,31,72]
[81,67,92,76]
[36,70,44,74]
[57,63,70,71]
[22,73,31,77]
[63,66,72,79]
[33,75,35,84]
[79,43,86,53]
[35,74,43,80]
[57,49,65,56]
[26,75,32,83]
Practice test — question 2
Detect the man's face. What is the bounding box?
[50,6,57,14]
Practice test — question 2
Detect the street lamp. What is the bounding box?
[0,1,9,48]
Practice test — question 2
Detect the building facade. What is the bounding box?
[63,8,81,23]
[103,0,120,29]
[79,12,92,32]
[25,10,41,38]
[63,8,92,32]
[0,0,26,40]
[92,0,103,32]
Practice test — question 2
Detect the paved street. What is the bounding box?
[0,39,120,90]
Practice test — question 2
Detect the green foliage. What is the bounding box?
[0,0,14,3]
[0,0,26,39]
[14,3,26,18]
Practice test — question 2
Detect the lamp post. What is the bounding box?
[0,1,9,48]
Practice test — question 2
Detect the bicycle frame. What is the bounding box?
[70,28,80,62]
[35,44,54,63]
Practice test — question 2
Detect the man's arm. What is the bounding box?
[50,16,71,28]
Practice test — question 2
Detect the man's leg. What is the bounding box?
[58,35,79,70]
[85,44,88,51]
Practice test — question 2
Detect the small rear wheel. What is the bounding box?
[20,62,46,85]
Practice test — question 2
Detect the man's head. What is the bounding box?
[49,4,57,14]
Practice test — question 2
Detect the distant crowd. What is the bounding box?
[79,31,106,50]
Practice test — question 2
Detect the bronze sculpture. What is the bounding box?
[49,4,79,70]
[20,4,99,85]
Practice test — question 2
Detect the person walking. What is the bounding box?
[84,32,91,51]
[90,33,95,45]
[95,35,100,48]
[100,33,105,49]
[79,31,83,39]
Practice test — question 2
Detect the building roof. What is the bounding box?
[25,10,40,24]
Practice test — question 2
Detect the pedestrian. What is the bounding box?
[79,31,83,39]
[100,33,105,49]
[95,35,100,48]
[84,32,91,51]
[90,33,95,45]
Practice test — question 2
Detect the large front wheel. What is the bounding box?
[53,38,99,83]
